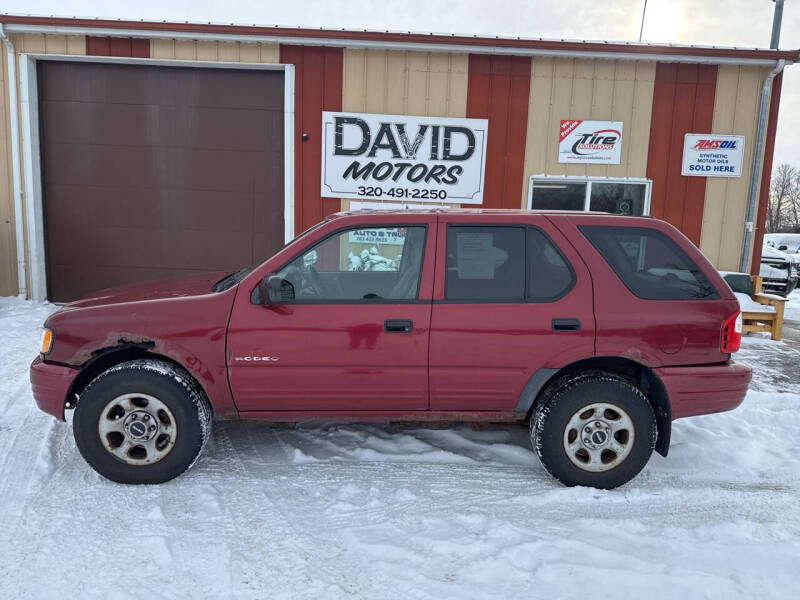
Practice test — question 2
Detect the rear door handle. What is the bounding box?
[552,318,580,332]
[385,319,413,333]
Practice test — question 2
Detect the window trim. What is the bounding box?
[527,175,652,216]
[255,223,429,305]
[441,223,576,304]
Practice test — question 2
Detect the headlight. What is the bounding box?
[40,328,53,354]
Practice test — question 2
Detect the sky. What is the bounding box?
[5,0,799,169]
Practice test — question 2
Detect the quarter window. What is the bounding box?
[580,226,719,300]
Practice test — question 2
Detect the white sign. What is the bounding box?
[348,228,407,246]
[681,134,744,177]
[321,111,488,204]
[558,120,623,164]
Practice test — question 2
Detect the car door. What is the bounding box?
[226,214,435,413]
[428,214,595,411]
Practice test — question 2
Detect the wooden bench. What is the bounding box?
[725,274,786,341]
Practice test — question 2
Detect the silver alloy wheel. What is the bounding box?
[562,402,635,472]
[97,393,178,466]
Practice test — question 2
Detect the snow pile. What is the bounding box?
[0,296,799,599]
[783,289,800,322]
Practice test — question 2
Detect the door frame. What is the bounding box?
[18,53,295,302]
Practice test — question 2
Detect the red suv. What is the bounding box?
[30,209,750,489]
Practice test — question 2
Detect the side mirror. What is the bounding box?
[259,275,293,305]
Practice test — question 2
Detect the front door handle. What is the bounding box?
[385,319,413,333]
[552,318,580,332]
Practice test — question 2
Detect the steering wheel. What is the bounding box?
[283,265,323,298]
[305,266,325,297]
[660,272,680,287]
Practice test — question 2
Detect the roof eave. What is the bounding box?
[1,14,798,65]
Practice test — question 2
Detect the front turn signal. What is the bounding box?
[41,328,53,355]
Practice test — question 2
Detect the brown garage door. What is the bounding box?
[38,61,285,302]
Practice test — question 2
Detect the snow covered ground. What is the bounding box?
[0,295,799,600]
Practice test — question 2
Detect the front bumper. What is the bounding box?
[656,360,752,420]
[30,356,79,421]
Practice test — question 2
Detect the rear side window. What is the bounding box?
[580,226,719,300]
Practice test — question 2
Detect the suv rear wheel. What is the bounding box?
[531,371,656,489]
[74,359,212,484]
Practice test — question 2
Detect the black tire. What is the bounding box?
[531,370,656,489]
[74,359,213,484]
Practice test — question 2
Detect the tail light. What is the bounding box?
[720,310,742,354]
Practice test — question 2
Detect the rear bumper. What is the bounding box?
[30,356,78,421]
[656,360,752,420]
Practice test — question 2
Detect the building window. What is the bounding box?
[528,176,651,216]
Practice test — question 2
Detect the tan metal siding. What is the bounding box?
[0,46,15,295]
[342,49,469,117]
[521,58,655,207]
[699,65,770,271]
[0,33,86,296]
[342,49,467,117]
[150,39,279,63]
[339,49,468,210]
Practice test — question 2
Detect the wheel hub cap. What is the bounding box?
[97,393,178,466]
[563,402,635,473]
[123,411,157,441]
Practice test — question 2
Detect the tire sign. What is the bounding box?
[321,111,488,204]
[558,120,623,164]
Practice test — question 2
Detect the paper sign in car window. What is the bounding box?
[457,232,495,279]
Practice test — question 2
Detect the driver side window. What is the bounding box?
[277,226,426,301]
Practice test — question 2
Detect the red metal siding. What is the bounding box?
[467,55,531,209]
[646,63,717,245]
[751,71,783,275]
[280,45,343,234]
[86,36,150,58]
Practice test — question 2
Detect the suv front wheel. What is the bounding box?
[531,371,656,489]
[74,359,212,484]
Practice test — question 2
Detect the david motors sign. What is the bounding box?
[321,112,488,204]
[558,120,623,164]
[681,134,744,177]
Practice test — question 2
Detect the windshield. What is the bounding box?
[210,219,331,292]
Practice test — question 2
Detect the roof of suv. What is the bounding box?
[331,208,653,219]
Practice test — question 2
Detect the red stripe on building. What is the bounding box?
[86,36,150,57]
[646,63,717,245]
[467,55,531,209]
[280,45,343,234]
[750,71,783,275]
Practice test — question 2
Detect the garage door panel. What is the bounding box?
[39,61,285,302]
[160,230,255,270]
[41,100,282,153]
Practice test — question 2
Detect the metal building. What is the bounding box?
[0,15,797,302]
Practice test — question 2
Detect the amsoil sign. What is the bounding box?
[558,120,623,164]
[321,112,488,204]
[682,134,744,177]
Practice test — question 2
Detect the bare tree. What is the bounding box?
[767,163,798,233]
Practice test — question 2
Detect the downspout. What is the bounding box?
[738,58,785,273]
[0,24,27,299]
